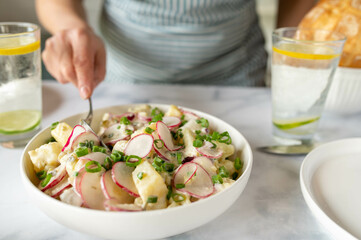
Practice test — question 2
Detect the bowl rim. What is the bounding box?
[20,103,253,216]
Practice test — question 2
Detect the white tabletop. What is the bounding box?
[1,81,361,240]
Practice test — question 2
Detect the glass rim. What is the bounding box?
[0,22,40,39]
[273,27,347,44]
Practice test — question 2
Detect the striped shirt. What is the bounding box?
[100,0,267,86]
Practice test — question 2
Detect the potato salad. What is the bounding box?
[28,105,243,211]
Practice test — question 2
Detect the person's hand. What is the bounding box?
[42,27,106,99]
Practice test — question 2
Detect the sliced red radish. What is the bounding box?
[156,121,182,151]
[173,162,214,198]
[39,164,67,192]
[162,116,181,129]
[137,114,152,122]
[71,131,100,150]
[101,123,134,145]
[101,171,134,203]
[124,134,153,158]
[62,125,86,152]
[174,162,198,185]
[196,141,223,159]
[79,171,106,210]
[192,156,217,176]
[74,167,86,196]
[104,199,142,212]
[79,152,109,166]
[181,110,200,120]
[59,188,83,207]
[112,162,140,197]
[153,146,176,162]
[114,112,135,121]
[45,176,71,198]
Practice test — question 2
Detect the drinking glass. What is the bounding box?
[272,27,346,145]
[0,23,42,148]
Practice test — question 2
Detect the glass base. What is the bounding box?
[0,126,40,148]
[272,125,314,146]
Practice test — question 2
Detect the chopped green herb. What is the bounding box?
[212,174,223,184]
[85,161,102,173]
[145,127,155,134]
[36,170,47,180]
[196,118,209,128]
[166,186,173,200]
[232,172,238,180]
[234,157,243,170]
[176,152,183,164]
[120,116,131,125]
[151,108,164,117]
[40,173,52,187]
[154,139,164,149]
[219,166,229,178]
[102,157,113,170]
[75,147,89,157]
[172,193,185,202]
[137,172,144,180]
[147,196,158,203]
[46,137,56,143]
[92,145,106,153]
[125,129,133,135]
[50,121,59,130]
[164,162,175,172]
[175,183,185,189]
[111,150,124,162]
[193,139,203,148]
[152,157,164,172]
[74,171,79,177]
[125,155,142,167]
[117,125,121,129]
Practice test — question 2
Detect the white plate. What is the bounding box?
[300,138,361,240]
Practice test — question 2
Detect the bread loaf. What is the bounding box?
[299,0,361,68]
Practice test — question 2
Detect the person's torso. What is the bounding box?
[101,0,267,85]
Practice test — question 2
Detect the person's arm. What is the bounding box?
[277,0,316,28]
[35,0,106,99]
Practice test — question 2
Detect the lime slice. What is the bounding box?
[273,116,320,130]
[0,110,41,135]
[273,43,339,60]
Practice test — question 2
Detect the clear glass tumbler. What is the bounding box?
[272,27,346,145]
[0,23,42,148]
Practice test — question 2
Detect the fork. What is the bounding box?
[81,97,111,153]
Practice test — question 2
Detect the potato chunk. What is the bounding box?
[132,161,168,210]
[28,142,62,172]
[51,122,73,147]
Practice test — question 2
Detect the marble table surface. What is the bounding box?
[1,81,361,240]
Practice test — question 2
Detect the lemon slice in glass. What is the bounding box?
[273,116,320,130]
[0,36,40,55]
[0,110,41,135]
[273,43,340,60]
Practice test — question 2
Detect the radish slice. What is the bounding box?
[162,116,181,129]
[74,167,86,196]
[79,152,109,166]
[156,121,182,151]
[173,162,214,198]
[79,171,106,210]
[196,141,223,159]
[137,114,152,122]
[174,162,198,184]
[39,164,67,192]
[153,146,176,162]
[46,177,71,198]
[104,199,142,212]
[62,125,86,151]
[112,162,140,197]
[71,131,100,150]
[124,134,154,158]
[101,124,134,145]
[114,112,135,121]
[181,110,200,120]
[192,156,217,176]
[101,171,134,203]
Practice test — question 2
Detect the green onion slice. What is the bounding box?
[147,196,158,203]
[234,157,243,170]
[154,139,164,149]
[85,161,102,173]
[40,173,52,187]
[125,155,142,167]
[36,170,47,180]
[172,193,185,202]
[175,183,185,189]
[75,147,89,157]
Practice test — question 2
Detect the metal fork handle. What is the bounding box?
[84,98,93,125]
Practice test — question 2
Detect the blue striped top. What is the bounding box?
[100,0,267,86]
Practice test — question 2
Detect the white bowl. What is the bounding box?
[325,67,361,114]
[20,104,253,240]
